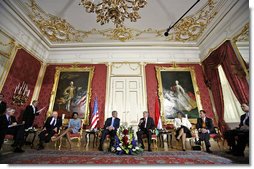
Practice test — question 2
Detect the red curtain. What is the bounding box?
[202,40,249,132]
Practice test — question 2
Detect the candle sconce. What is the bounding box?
[12,81,30,106]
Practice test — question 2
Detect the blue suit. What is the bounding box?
[99,117,120,151]
[103,117,120,130]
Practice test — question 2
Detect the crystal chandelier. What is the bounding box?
[79,0,147,27]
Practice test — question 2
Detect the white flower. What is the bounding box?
[132,148,136,151]
[119,143,122,146]
[136,147,140,150]
[116,147,121,151]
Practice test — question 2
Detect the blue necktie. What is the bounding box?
[111,118,114,127]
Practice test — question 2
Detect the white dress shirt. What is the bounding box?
[174,117,192,129]
[31,105,36,114]
[50,117,57,126]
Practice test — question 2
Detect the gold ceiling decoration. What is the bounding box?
[26,0,218,43]
[79,0,147,28]
[159,0,218,42]
[97,26,133,42]
[232,23,249,43]
[0,29,15,58]
[27,0,90,42]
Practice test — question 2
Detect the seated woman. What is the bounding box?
[174,111,192,151]
[52,112,81,148]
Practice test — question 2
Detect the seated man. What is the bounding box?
[136,111,155,152]
[0,108,25,153]
[196,110,214,153]
[37,111,62,150]
[224,103,249,156]
[98,111,120,151]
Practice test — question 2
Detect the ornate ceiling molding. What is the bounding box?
[232,23,249,43]
[0,29,16,58]
[162,0,218,42]
[26,0,218,43]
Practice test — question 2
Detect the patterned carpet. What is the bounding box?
[0,150,233,164]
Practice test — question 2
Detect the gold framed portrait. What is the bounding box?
[47,66,94,125]
[156,66,202,124]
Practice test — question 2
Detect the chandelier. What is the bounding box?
[79,0,147,27]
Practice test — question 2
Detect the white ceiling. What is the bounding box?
[4,0,236,46]
[0,0,249,63]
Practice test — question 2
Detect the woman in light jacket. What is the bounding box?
[51,112,81,148]
[174,111,192,151]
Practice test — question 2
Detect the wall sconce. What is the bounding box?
[12,81,30,106]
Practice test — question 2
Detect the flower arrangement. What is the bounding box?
[111,125,143,155]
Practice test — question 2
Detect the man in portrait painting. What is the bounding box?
[63,81,76,111]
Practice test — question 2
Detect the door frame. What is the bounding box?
[104,62,147,123]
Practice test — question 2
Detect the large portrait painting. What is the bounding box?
[48,66,94,125]
[156,66,201,124]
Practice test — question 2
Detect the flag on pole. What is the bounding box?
[90,97,99,130]
[155,97,162,129]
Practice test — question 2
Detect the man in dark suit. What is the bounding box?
[0,108,25,152]
[224,103,249,156]
[98,110,120,151]
[0,93,7,115]
[137,111,155,152]
[22,100,40,129]
[37,111,62,150]
[196,110,214,153]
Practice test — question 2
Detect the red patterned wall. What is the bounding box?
[145,64,215,124]
[35,64,107,128]
[1,48,41,121]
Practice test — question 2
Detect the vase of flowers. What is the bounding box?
[111,125,143,155]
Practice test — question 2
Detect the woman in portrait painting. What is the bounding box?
[163,88,177,118]
[172,80,197,112]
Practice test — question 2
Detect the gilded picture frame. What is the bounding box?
[156,66,201,124]
[47,66,94,125]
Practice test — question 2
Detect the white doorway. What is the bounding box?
[107,77,143,130]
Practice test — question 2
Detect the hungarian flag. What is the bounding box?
[90,97,99,130]
[155,97,162,129]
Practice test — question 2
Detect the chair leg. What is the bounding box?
[58,137,63,150]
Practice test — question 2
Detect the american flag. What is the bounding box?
[74,93,87,114]
[90,97,99,130]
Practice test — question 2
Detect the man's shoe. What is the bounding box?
[226,150,233,154]
[98,147,103,151]
[233,152,244,157]
[13,147,24,153]
[37,144,44,150]
[11,142,17,148]
[206,149,213,153]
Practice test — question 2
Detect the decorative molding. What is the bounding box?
[111,62,142,76]
[30,62,48,103]
[25,0,218,43]
[232,23,249,43]
[199,0,249,60]
[161,0,218,42]
[0,29,15,58]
